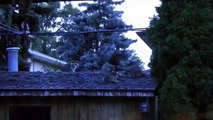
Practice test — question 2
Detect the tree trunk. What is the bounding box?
[196,103,207,120]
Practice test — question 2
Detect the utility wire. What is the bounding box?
[0,28,146,36]
[0,23,36,39]
[0,23,22,34]
[0,0,95,5]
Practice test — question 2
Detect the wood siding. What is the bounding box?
[0,97,155,120]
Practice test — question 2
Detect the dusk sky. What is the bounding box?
[115,0,161,69]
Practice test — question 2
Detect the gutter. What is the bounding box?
[28,49,67,67]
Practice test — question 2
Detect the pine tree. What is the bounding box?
[57,0,140,71]
[147,0,213,120]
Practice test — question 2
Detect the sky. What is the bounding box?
[115,0,161,69]
[71,0,161,69]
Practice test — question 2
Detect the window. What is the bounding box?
[9,106,50,120]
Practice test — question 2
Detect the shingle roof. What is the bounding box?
[0,71,157,97]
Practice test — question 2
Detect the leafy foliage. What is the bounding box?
[0,3,39,71]
[147,0,213,119]
[32,2,79,57]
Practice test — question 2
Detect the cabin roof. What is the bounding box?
[0,71,157,97]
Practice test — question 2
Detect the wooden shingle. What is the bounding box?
[0,71,157,97]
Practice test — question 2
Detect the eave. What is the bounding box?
[136,30,154,50]
[0,71,157,97]
[0,89,155,97]
[28,49,67,68]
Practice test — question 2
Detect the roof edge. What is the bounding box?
[0,89,155,97]
[28,49,67,67]
[136,30,154,50]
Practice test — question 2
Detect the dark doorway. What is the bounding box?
[9,106,50,120]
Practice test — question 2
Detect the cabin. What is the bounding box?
[0,71,157,120]
[28,49,67,72]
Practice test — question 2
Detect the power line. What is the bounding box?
[0,28,146,36]
[0,0,95,5]
[0,23,22,35]
[0,23,36,39]
[0,22,146,37]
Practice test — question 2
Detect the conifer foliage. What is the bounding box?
[57,0,139,70]
[147,0,213,120]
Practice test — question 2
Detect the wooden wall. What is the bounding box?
[0,97,155,120]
